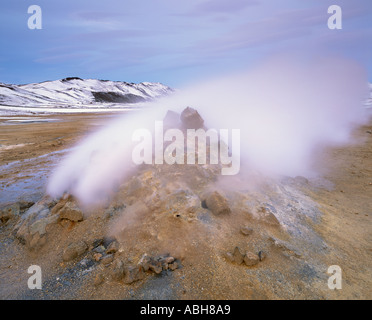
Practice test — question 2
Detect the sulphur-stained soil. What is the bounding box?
[0,112,371,300]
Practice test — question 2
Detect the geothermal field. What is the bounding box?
[0,71,371,300]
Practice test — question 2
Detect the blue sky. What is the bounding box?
[0,0,371,87]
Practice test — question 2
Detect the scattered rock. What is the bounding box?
[257,206,280,226]
[110,259,125,281]
[148,260,163,274]
[243,252,259,267]
[123,265,145,284]
[180,107,204,129]
[204,191,231,216]
[232,247,245,264]
[106,240,119,254]
[168,262,178,271]
[240,226,253,236]
[59,202,84,222]
[93,253,102,262]
[258,250,266,262]
[138,254,152,272]
[62,241,88,262]
[93,245,106,254]
[101,254,114,266]
[28,214,59,237]
[91,238,104,249]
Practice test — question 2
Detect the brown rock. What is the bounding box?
[258,206,280,226]
[224,252,235,263]
[62,241,88,262]
[111,259,125,281]
[205,191,231,216]
[106,240,119,254]
[149,260,163,274]
[240,226,253,236]
[59,202,84,222]
[244,252,259,266]
[93,253,102,262]
[123,265,145,284]
[168,262,178,271]
[138,254,151,272]
[232,247,244,264]
[101,254,114,266]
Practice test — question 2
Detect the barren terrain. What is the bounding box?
[0,111,371,300]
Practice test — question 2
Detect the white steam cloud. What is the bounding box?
[47,54,370,206]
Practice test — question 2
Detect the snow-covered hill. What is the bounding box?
[0,77,173,113]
